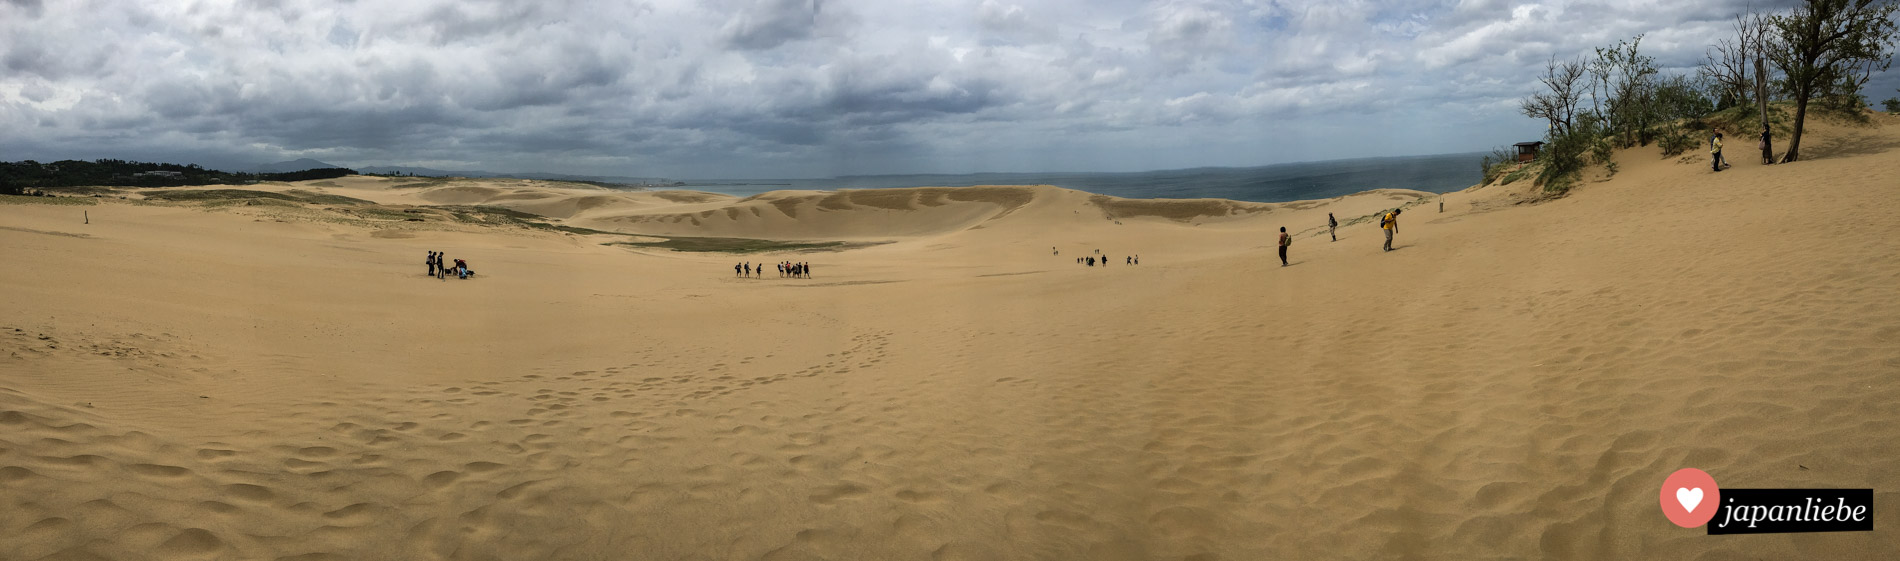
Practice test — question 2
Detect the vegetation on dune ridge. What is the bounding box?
[605,236,888,254]
[1507,0,1896,194]
[1,159,357,194]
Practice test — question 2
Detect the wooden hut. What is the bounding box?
[1514,141,1545,163]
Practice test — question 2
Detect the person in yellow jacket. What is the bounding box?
[1381,208,1400,252]
[1710,131,1727,171]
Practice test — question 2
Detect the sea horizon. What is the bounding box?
[667,151,1487,204]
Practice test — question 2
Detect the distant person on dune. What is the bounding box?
[1759,126,1774,165]
[1381,209,1400,252]
[1328,213,1337,241]
[1278,227,1291,266]
[734,263,742,276]
[426,251,436,277]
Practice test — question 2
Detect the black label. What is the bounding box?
[1708,489,1874,535]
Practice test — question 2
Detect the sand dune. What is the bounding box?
[1,114,1897,560]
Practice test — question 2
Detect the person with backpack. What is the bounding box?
[1278,227,1291,266]
[1381,209,1400,252]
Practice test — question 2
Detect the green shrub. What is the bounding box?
[1480,146,1517,184]
[1538,114,1612,194]
[1658,126,1700,156]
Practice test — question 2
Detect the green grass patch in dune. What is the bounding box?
[141,189,304,202]
[389,178,456,189]
[606,236,885,253]
[284,190,375,205]
[435,205,627,235]
[137,188,375,206]
[0,194,98,206]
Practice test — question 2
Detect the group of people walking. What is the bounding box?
[1074,251,1137,267]
[1275,208,1403,266]
[735,261,811,278]
[425,251,473,279]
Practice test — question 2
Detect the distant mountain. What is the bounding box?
[254,158,344,173]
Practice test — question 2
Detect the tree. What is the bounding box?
[1884,91,1900,112]
[1702,12,1775,109]
[1765,0,1899,162]
[1521,56,1589,135]
[1588,35,1662,146]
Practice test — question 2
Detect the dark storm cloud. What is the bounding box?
[719,0,833,50]
[2,0,43,18]
[417,1,548,45]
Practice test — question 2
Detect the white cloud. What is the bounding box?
[0,0,1881,177]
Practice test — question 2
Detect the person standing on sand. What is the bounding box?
[1381,209,1399,252]
[1328,213,1337,241]
[1760,126,1774,165]
[426,251,436,277]
[1710,131,1726,172]
[1278,227,1291,266]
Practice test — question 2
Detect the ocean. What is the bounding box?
[669,152,1485,204]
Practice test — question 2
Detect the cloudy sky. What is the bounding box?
[2,0,1885,178]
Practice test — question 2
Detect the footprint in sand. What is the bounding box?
[808,482,870,504]
[222,483,275,503]
[894,489,945,503]
[422,470,462,488]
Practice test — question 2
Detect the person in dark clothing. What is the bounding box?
[1328,213,1337,241]
[1759,126,1774,165]
[437,251,448,279]
[1277,227,1291,266]
[427,251,436,276]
